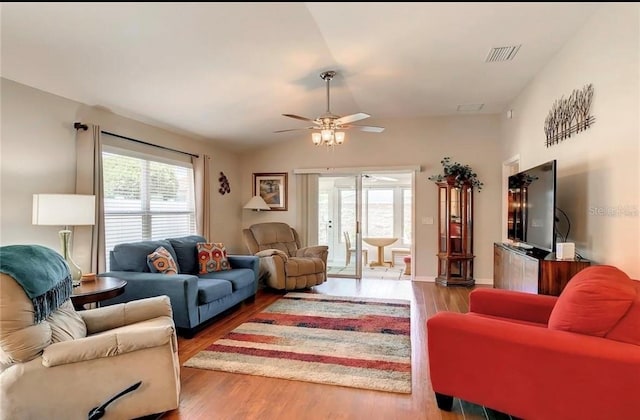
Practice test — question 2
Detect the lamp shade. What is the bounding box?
[32,194,96,226]
[243,195,270,211]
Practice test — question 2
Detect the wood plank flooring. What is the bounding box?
[161,279,496,420]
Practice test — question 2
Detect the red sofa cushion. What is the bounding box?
[548,265,637,339]
[606,280,640,345]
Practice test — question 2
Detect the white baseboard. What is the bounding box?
[475,277,494,286]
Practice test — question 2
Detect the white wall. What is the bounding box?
[240,114,503,282]
[0,79,245,273]
[500,4,640,278]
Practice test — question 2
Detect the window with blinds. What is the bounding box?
[102,146,196,268]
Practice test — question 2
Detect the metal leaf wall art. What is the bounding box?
[544,84,595,147]
[218,172,231,195]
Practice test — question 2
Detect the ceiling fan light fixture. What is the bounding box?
[314,128,345,147]
[277,69,385,147]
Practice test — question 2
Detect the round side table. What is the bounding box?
[71,276,127,310]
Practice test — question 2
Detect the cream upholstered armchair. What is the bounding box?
[0,245,180,420]
[243,222,328,290]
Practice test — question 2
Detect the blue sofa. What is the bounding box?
[100,235,259,337]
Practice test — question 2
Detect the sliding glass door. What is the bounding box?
[318,175,363,278]
[312,170,414,280]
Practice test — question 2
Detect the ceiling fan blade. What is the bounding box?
[349,125,385,133]
[273,127,316,133]
[335,112,370,125]
[282,114,320,124]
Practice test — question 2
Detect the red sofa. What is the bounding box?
[427,265,640,420]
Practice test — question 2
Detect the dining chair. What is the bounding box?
[344,231,368,267]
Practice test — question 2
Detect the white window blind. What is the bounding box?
[366,189,394,237]
[102,146,196,268]
[361,187,412,246]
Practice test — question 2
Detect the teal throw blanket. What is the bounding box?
[0,245,72,323]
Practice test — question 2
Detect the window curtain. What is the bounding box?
[192,154,211,239]
[296,174,319,247]
[74,125,106,273]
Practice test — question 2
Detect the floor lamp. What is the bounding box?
[32,194,96,285]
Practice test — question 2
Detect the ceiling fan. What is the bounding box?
[275,70,385,143]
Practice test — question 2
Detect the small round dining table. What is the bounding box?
[363,237,398,267]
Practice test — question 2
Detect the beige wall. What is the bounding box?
[240,115,503,282]
[0,79,503,282]
[500,4,640,278]
[0,79,245,273]
[1,79,80,251]
[9,3,634,282]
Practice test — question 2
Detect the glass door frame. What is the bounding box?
[295,165,419,281]
[318,173,363,279]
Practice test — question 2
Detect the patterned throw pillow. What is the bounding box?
[197,242,231,274]
[147,246,178,275]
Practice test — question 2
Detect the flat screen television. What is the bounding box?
[507,160,557,253]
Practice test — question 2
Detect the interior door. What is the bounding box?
[318,174,362,278]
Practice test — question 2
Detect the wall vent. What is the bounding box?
[485,45,521,62]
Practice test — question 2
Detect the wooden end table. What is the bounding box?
[71,276,127,310]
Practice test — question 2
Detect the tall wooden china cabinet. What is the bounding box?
[436,179,474,286]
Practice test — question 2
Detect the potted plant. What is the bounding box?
[428,157,484,192]
[508,172,538,189]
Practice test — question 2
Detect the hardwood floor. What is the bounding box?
[161,279,487,420]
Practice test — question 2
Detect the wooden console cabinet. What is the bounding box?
[493,243,590,296]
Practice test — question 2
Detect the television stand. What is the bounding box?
[502,243,550,259]
[493,243,590,296]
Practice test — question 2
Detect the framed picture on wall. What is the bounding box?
[253,172,288,211]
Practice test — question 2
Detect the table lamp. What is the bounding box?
[32,194,96,285]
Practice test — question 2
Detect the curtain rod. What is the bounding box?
[74,122,200,158]
[293,165,421,174]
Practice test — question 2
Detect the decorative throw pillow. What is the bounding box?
[548,265,636,337]
[197,242,231,274]
[147,246,178,275]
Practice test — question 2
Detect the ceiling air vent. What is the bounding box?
[485,45,521,62]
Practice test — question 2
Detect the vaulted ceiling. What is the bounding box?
[1,2,600,150]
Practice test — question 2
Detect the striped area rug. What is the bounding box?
[184,292,412,393]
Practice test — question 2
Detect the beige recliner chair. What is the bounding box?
[243,222,328,290]
[0,271,180,419]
